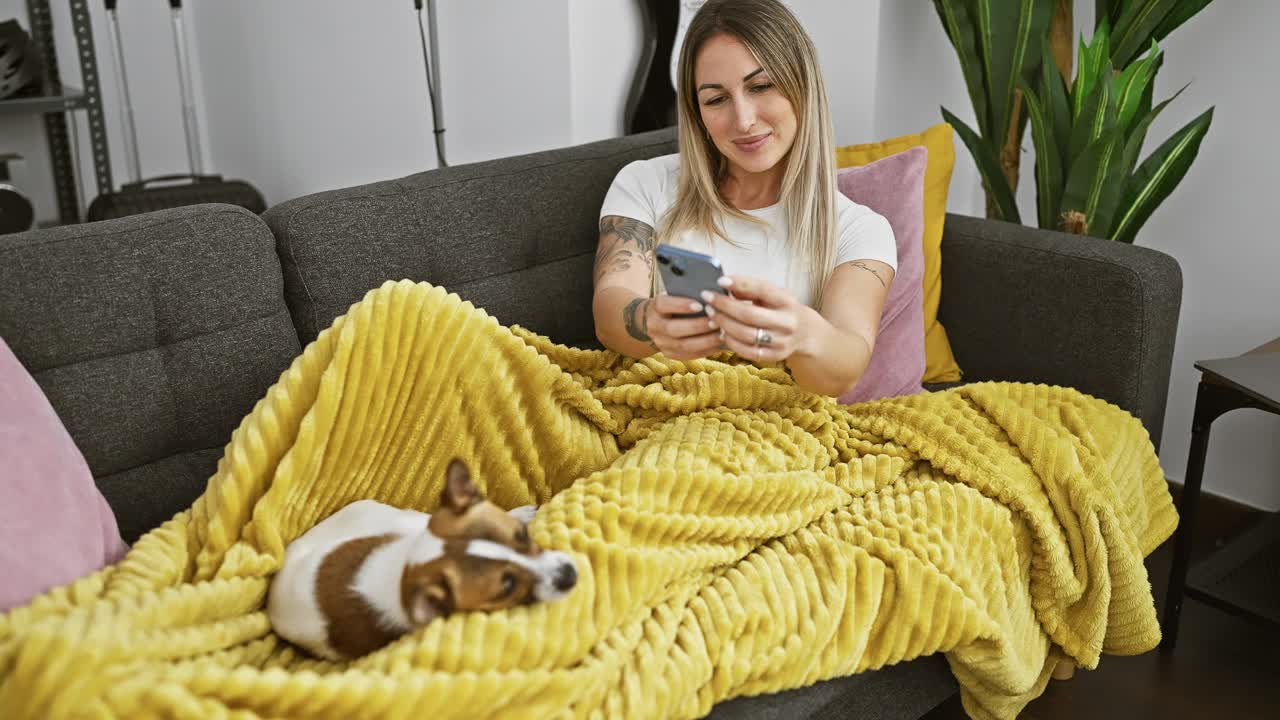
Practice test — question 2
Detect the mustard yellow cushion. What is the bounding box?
[836,123,963,383]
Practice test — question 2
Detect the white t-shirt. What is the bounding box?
[599,153,897,308]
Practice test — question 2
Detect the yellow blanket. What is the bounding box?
[0,281,1177,720]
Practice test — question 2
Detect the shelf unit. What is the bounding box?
[0,0,112,225]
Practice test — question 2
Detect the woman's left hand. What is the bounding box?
[700,275,815,363]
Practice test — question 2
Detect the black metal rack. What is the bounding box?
[0,0,111,225]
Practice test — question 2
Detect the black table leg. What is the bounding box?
[1160,379,1242,653]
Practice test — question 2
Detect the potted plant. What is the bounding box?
[933,0,1215,242]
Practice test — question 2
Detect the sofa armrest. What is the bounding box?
[936,213,1182,450]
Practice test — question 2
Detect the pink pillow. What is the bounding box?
[835,146,928,404]
[0,337,128,612]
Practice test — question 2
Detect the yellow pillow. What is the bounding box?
[835,123,963,383]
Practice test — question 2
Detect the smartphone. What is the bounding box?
[655,243,728,318]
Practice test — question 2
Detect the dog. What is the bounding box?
[267,458,578,660]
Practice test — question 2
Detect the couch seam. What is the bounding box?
[25,307,295,375]
[451,248,595,287]
[280,229,321,342]
[97,444,226,482]
[303,249,596,319]
[0,207,260,252]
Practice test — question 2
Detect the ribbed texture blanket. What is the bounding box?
[0,281,1177,720]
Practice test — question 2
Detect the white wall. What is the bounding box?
[190,0,578,205]
[787,0,881,147]
[876,2,1280,510]
[568,0,642,144]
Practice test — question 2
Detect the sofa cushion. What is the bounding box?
[264,128,682,347]
[0,337,128,611]
[836,123,963,384]
[0,204,302,542]
[835,147,928,405]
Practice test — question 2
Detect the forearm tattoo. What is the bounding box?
[594,215,656,288]
[850,261,886,288]
[623,297,652,343]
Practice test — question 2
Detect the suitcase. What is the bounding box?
[86,0,265,222]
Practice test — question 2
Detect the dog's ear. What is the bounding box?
[408,581,452,625]
[442,458,480,513]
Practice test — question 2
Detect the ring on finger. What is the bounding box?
[753,327,774,347]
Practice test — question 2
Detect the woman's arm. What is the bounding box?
[592,215,661,357]
[592,215,722,360]
[789,260,894,396]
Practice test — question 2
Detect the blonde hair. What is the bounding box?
[658,0,838,308]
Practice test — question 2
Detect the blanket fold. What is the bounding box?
[0,280,1177,720]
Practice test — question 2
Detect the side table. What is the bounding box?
[1159,338,1280,652]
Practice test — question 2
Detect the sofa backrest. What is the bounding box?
[0,205,301,541]
[263,128,680,347]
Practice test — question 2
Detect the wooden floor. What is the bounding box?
[923,490,1280,720]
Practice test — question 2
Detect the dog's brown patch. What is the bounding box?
[406,541,538,613]
[429,460,532,552]
[316,533,403,659]
[427,503,536,554]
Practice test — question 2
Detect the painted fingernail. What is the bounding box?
[700,290,715,303]
[717,276,734,288]
[705,305,716,317]
[689,301,703,312]
[708,319,718,329]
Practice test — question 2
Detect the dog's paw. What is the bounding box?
[508,505,538,525]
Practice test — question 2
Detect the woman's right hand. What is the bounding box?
[644,294,724,361]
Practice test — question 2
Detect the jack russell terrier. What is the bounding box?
[267,458,578,660]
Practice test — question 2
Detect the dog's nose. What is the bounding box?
[553,563,577,592]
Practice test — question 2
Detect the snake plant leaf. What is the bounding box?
[1111,0,1177,67]
[974,0,1020,143]
[1112,107,1214,243]
[1068,60,1117,164]
[1095,0,1111,28]
[1039,43,1072,165]
[1096,0,1130,29]
[943,105,1021,223]
[1061,129,1127,238]
[980,0,1053,145]
[1150,0,1215,47]
[934,0,991,137]
[1020,78,1064,229]
[1135,41,1163,124]
[1072,18,1112,121]
[1122,82,1188,177]
[1115,40,1162,135]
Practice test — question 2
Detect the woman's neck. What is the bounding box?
[720,163,785,210]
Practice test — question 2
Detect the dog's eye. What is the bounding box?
[500,571,517,598]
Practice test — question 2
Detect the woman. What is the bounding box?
[593,0,896,399]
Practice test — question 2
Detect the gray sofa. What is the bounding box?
[0,126,1183,719]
